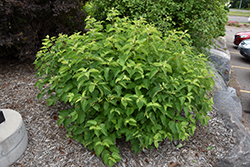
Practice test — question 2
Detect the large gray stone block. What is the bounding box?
[213,89,242,121]
[213,37,231,56]
[208,48,231,85]
[213,88,250,167]
[215,111,250,167]
[207,61,228,91]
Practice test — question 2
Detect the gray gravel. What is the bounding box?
[0,59,236,167]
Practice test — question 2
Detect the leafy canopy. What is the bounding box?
[91,0,228,50]
[0,0,88,59]
[34,10,214,166]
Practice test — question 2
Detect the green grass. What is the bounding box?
[240,22,250,24]
[228,11,250,17]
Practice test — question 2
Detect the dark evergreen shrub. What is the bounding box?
[0,0,88,59]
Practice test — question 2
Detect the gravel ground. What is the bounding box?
[0,58,236,167]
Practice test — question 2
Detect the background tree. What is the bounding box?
[230,0,250,9]
[91,0,228,51]
[0,0,89,59]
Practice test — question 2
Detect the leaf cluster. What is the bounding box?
[231,0,250,9]
[0,0,88,59]
[91,0,228,51]
[34,10,214,166]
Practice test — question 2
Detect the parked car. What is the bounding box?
[234,31,250,45]
[238,39,250,59]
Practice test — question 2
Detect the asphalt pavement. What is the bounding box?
[228,9,250,23]
[225,25,250,127]
[230,9,250,12]
[228,15,249,22]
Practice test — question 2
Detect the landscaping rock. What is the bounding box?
[214,108,250,167]
[213,37,231,56]
[213,88,242,121]
[208,48,231,85]
[213,85,250,167]
[207,36,250,167]
[208,61,228,91]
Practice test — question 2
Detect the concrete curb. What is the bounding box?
[0,109,28,167]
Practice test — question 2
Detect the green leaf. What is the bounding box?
[153,133,161,140]
[166,133,173,141]
[188,85,193,92]
[114,85,122,97]
[169,121,176,134]
[207,146,215,150]
[142,78,150,89]
[147,69,158,79]
[176,143,183,148]
[100,124,108,136]
[94,144,104,157]
[166,108,175,119]
[160,115,168,127]
[86,120,97,126]
[149,113,157,126]
[63,83,74,92]
[37,92,45,100]
[38,82,45,91]
[131,139,141,153]
[89,83,95,93]
[181,121,189,126]
[59,66,70,74]
[77,109,86,124]
[179,97,185,106]
[136,95,146,110]
[109,145,120,153]
[61,92,69,103]
[103,138,113,147]
[147,102,162,110]
[101,150,110,165]
[74,127,85,134]
[108,158,115,167]
[112,152,121,161]
[154,140,159,148]
[71,111,78,122]
[57,118,64,126]
[174,116,186,121]
[63,118,72,127]
[94,128,101,137]
[59,110,70,117]
[150,86,162,98]
[47,99,54,106]
[126,108,134,116]
[81,100,88,111]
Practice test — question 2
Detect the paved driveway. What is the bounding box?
[230,9,250,12]
[228,15,249,22]
[228,9,250,22]
[225,25,250,128]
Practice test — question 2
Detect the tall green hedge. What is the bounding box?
[91,0,228,50]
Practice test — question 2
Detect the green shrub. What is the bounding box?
[91,0,228,51]
[34,10,214,166]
